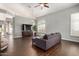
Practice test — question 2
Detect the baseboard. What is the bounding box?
[13,35,22,39]
[62,38,79,43]
[14,37,22,39]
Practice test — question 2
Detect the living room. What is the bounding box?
[0,3,79,56]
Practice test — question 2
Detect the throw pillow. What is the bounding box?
[43,34,48,40]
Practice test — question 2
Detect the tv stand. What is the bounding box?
[22,31,33,37]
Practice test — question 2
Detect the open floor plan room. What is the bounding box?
[0,3,79,56]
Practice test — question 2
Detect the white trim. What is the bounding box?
[14,36,22,38]
[62,38,79,43]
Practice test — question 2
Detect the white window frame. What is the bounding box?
[37,20,46,35]
[71,13,79,36]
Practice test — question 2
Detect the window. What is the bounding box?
[71,13,79,36]
[37,20,46,35]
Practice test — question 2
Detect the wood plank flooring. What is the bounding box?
[1,37,79,56]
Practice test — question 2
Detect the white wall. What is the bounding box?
[13,15,33,38]
[37,5,79,42]
[0,21,3,25]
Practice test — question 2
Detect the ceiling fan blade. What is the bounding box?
[34,4,40,7]
[44,3,48,4]
[44,4,49,8]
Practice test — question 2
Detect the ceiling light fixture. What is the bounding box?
[34,3,49,9]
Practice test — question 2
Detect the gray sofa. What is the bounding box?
[32,33,61,50]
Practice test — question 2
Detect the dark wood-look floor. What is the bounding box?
[1,37,79,56]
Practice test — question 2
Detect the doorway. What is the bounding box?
[0,18,13,39]
[6,18,13,38]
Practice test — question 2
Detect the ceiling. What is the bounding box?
[0,3,78,19]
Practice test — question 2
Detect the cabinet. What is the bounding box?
[22,24,33,37]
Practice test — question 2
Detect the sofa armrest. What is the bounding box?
[33,38,46,50]
[46,33,61,50]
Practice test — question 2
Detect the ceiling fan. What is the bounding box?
[34,3,49,9]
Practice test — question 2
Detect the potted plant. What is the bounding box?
[32,25,37,36]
